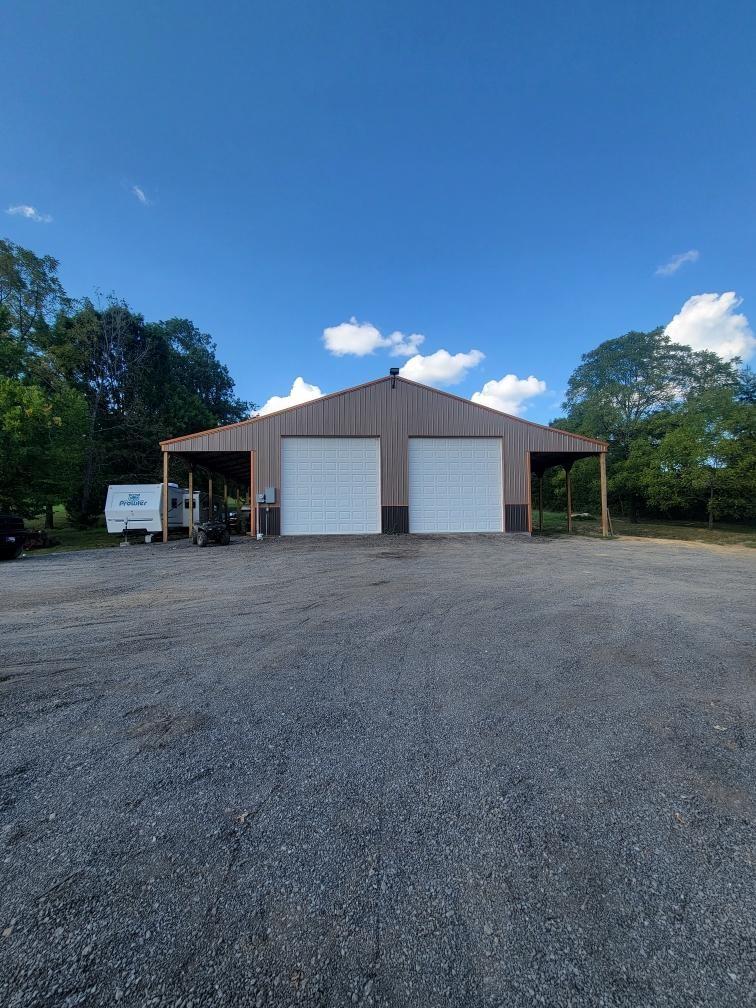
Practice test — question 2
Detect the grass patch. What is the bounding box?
[611,517,756,548]
[25,506,118,555]
[535,509,756,548]
[32,525,118,554]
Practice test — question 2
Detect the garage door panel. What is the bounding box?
[281,437,381,535]
[409,438,503,533]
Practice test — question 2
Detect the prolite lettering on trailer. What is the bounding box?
[119,493,148,507]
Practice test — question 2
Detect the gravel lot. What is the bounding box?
[1,534,754,1008]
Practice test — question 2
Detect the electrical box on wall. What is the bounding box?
[257,487,276,505]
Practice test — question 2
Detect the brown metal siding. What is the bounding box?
[164,377,603,507]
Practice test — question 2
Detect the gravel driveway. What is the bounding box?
[1,534,754,1007]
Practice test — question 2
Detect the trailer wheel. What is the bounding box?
[196,528,208,547]
[220,529,230,546]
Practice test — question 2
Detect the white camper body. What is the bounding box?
[105,483,200,534]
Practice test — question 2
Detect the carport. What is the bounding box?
[529,450,609,536]
[160,447,257,540]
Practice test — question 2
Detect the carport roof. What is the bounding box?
[530,450,599,474]
[166,449,252,485]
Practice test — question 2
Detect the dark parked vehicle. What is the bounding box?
[0,513,26,560]
[227,505,251,535]
[191,503,231,547]
[191,520,231,547]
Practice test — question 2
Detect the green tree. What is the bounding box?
[563,329,738,444]
[0,250,86,523]
[43,299,167,520]
[0,238,69,343]
[0,306,28,378]
[557,329,743,520]
[148,317,249,435]
[44,301,251,522]
[1,239,251,524]
[637,390,756,526]
[0,377,87,517]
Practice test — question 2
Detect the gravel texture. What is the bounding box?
[0,533,754,1008]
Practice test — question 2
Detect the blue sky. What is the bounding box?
[3,1,755,421]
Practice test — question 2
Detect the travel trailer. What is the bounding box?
[105,483,202,537]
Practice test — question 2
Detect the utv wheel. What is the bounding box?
[196,529,208,547]
[220,529,230,546]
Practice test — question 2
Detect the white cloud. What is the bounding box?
[6,204,52,223]
[131,185,150,205]
[323,318,383,356]
[255,377,323,416]
[471,374,548,416]
[399,349,484,387]
[665,292,755,361]
[323,317,424,357]
[384,330,425,356]
[655,249,699,277]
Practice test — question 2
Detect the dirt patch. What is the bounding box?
[617,533,756,555]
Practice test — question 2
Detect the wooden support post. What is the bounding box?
[538,474,544,534]
[599,452,609,537]
[162,451,169,543]
[565,465,573,533]
[188,466,194,538]
[208,477,213,518]
[249,451,256,536]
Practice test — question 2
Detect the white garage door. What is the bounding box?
[409,438,503,533]
[281,437,381,535]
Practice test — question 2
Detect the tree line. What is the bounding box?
[2,236,754,529]
[0,239,250,525]
[545,330,755,527]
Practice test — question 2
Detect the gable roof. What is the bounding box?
[160,375,607,449]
